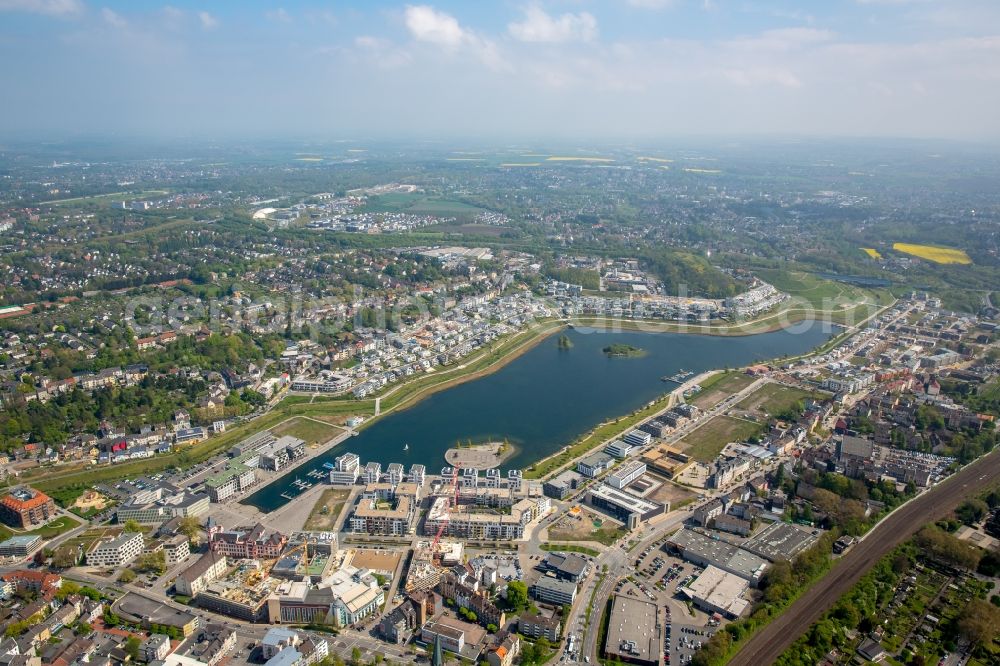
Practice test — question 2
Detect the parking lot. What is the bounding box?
[622,540,722,665]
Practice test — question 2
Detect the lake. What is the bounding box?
[243,323,832,511]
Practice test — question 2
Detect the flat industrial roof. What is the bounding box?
[605,594,659,664]
[741,521,822,562]
[680,565,750,617]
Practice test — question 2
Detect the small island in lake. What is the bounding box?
[603,343,647,358]
[557,334,574,350]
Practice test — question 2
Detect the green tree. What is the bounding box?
[125,636,141,661]
[118,569,136,584]
[506,580,528,610]
[177,515,203,544]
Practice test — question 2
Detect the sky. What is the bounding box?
[1,0,999,141]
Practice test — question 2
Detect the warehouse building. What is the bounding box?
[604,594,660,666]
[665,529,768,585]
[678,565,751,619]
[740,521,821,563]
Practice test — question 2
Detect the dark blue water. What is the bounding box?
[243,324,831,511]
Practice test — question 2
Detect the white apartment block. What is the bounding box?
[87,532,144,568]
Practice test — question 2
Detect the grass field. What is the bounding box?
[892,243,972,265]
[736,383,818,415]
[861,248,882,259]
[303,488,353,531]
[59,525,126,553]
[271,417,342,447]
[691,371,757,409]
[680,415,764,462]
[540,543,601,557]
[0,514,81,541]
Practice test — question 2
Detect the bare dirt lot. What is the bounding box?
[644,474,697,509]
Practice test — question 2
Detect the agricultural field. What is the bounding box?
[271,417,342,447]
[690,371,757,409]
[893,242,973,265]
[680,415,764,462]
[861,247,882,259]
[304,488,354,531]
[736,383,818,416]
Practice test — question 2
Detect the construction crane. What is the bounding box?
[431,466,460,552]
[279,537,314,574]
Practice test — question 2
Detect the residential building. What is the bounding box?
[0,487,57,529]
[622,430,652,448]
[604,440,634,459]
[175,552,228,597]
[176,623,236,666]
[329,453,361,485]
[606,461,646,490]
[139,635,171,663]
[210,524,287,559]
[87,532,144,568]
[0,570,62,597]
[530,575,577,606]
[518,613,561,642]
[543,470,583,500]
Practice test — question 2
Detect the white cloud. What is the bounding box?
[197,10,217,29]
[403,5,507,70]
[508,6,597,43]
[100,6,126,28]
[404,5,468,48]
[265,8,291,24]
[0,0,82,16]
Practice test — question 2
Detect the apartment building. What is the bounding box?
[87,532,144,568]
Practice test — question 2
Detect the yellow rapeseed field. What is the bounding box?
[861,248,882,259]
[892,243,972,265]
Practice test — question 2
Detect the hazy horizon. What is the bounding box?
[2,0,1000,141]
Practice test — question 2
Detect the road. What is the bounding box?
[729,448,1000,666]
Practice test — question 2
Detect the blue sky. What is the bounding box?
[2,0,999,140]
